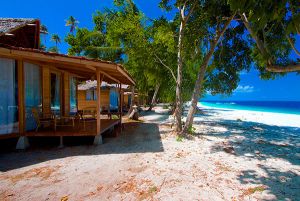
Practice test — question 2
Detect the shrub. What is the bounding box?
[143,103,147,108]
[162,105,169,109]
[188,126,196,134]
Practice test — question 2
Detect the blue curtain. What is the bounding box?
[110,90,118,109]
[0,58,19,134]
[51,74,61,116]
[25,62,42,131]
[86,91,92,100]
[128,94,131,105]
[69,76,77,116]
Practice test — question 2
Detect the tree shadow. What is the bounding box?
[194,117,300,200]
[0,122,164,172]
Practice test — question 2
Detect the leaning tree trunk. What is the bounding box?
[147,82,160,112]
[175,19,185,132]
[183,13,236,133]
[127,86,135,115]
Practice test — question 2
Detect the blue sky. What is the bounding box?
[2,0,299,101]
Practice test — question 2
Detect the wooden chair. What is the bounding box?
[82,107,97,131]
[31,107,56,132]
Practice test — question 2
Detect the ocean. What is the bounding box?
[200,101,300,115]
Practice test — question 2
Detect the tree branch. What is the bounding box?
[266,63,300,72]
[153,52,177,82]
[280,21,300,56]
[240,13,273,65]
[288,0,300,36]
[184,1,197,23]
[241,12,300,72]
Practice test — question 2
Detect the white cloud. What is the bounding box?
[206,90,212,95]
[234,85,254,93]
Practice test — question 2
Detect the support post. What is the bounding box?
[16,136,30,149]
[94,70,102,145]
[16,59,29,150]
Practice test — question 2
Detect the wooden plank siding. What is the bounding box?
[78,90,110,111]
[63,74,70,117]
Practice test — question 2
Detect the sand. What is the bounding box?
[0,104,299,200]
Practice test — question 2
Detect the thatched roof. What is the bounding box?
[78,81,115,90]
[0,18,35,34]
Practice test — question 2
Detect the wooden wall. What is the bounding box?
[42,68,51,114]
[78,90,110,110]
[63,74,70,116]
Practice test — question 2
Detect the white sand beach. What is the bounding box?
[1,104,299,200]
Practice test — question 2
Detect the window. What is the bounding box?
[0,58,19,134]
[51,73,61,116]
[25,62,42,131]
[86,90,92,101]
[93,90,97,100]
[70,76,77,116]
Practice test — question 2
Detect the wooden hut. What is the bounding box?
[0,18,136,149]
[77,80,121,111]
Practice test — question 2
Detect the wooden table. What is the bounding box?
[55,116,75,131]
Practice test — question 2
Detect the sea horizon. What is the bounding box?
[199,100,300,116]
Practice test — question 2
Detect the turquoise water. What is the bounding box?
[200,101,300,115]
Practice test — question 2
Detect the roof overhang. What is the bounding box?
[0,45,136,86]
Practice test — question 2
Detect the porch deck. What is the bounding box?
[25,119,120,137]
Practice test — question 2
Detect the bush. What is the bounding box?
[143,103,147,108]
[188,126,196,134]
[162,105,169,109]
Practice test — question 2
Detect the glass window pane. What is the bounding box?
[93,90,97,101]
[0,58,19,134]
[86,91,91,101]
[70,76,78,116]
[51,73,61,116]
[25,62,42,131]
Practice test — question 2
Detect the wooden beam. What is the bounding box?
[24,59,88,78]
[97,68,120,83]
[120,83,123,124]
[116,66,136,86]
[18,59,25,134]
[96,70,101,136]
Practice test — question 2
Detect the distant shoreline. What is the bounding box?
[187,102,300,128]
[198,101,300,116]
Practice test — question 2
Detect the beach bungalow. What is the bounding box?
[77,80,121,111]
[0,18,136,149]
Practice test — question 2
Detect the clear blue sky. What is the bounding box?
[2,0,299,101]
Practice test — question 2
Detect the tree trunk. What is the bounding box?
[183,13,236,133]
[127,86,135,115]
[175,19,185,132]
[147,82,160,111]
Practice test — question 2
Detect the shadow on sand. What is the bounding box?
[194,115,300,200]
[0,122,164,172]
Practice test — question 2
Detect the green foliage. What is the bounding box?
[112,115,119,119]
[162,105,169,109]
[176,135,182,142]
[143,103,147,108]
[48,46,59,53]
[50,34,61,47]
[188,126,196,134]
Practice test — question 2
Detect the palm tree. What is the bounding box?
[65,16,79,35]
[50,34,61,47]
[40,25,49,46]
